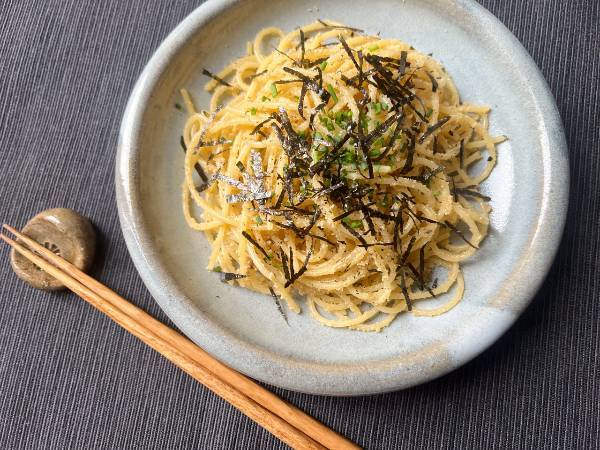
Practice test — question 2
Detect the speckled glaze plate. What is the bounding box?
[116,0,568,395]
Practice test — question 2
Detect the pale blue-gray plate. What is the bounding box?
[116,0,568,395]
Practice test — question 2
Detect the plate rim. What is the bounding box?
[115,0,569,395]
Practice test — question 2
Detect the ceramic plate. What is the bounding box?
[116,0,568,395]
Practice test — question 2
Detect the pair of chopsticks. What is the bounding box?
[1,225,359,450]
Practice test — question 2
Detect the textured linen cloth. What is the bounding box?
[0,1,598,448]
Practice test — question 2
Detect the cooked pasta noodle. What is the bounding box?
[180,21,505,331]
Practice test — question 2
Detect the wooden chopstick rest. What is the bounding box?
[9,208,96,290]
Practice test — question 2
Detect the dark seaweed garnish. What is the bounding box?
[317,19,363,33]
[459,139,465,169]
[451,176,458,203]
[400,272,412,311]
[399,133,416,174]
[220,272,247,282]
[249,70,268,81]
[454,188,491,202]
[202,68,232,87]
[418,116,450,144]
[426,72,438,92]
[180,135,208,182]
[358,242,394,248]
[268,287,289,324]
[242,231,271,258]
[283,240,313,288]
[443,221,478,249]
[250,116,274,137]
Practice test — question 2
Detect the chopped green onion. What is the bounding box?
[270,83,278,97]
[212,266,222,272]
[319,60,328,71]
[175,103,182,110]
[340,151,356,164]
[380,194,390,208]
[249,107,257,115]
[254,215,263,225]
[381,102,389,111]
[343,217,363,229]
[360,116,369,132]
[319,115,335,131]
[368,44,379,51]
[312,148,326,162]
[425,108,433,119]
[373,102,382,114]
[326,83,338,103]
[261,95,270,102]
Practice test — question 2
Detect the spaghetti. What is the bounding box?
[180,21,505,331]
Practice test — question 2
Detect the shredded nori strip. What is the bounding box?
[268,287,289,324]
[418,116,450,144]
[426,72,438,92]
[398,51,408,76]
[333,208,362,222]
[284,240,313,288]
[299,29,306,66]
[419,246,425,288]
[307,233,337,247]
[220,272,247,282]
[242,230,271,258]
[202,68,232,87]
[443,221,478,249]
[279,248,291,281]
[339,36,360,73]
[405,263,436,297]
[298,82,307,117]
[399,134,416,174]
[249,69,267,81]
[358,242,394,248]
[313,182,344,198]
[250,117,273,137]
[341,220,368,246]
[454,188,491,202]
[459,139,465,169]
[392,206,404,251]
[400,273,412,311]
[371,118,403,162]
[180,136,208,182]
[317,20,363,33]
[398,236,415,267]
[284,205,314,216]
[451,176,458,202]
[274,187,286,209]
[360,201,376,236]
[419,166,444,185]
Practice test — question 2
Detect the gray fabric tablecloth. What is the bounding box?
[1,1,598,448]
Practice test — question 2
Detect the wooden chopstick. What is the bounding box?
[2,225,360,450]
[1,232,322,450]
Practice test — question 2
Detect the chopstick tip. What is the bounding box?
[2,223,17,234]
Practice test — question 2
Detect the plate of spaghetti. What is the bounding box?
[116,0,568,395]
